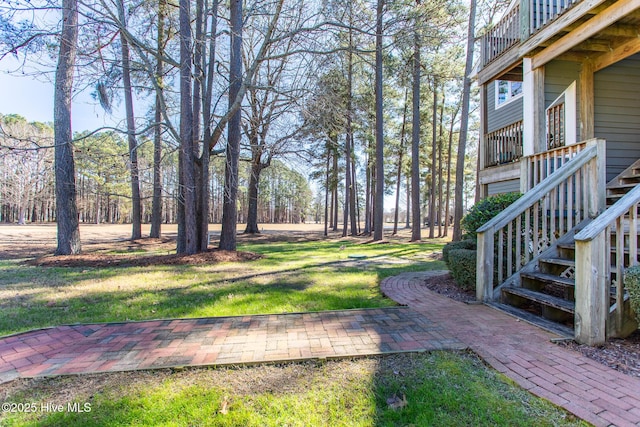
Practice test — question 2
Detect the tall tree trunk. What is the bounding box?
[200,0,218,249]
[118,0,142,241]
[429,79,437,239]
[410,15,421,242]
[364,150,371,235]
[220,0,242,250]
[332,149,338,231]
[373,0,385,241]
[179,0,197,254]
[245,160,264,234]
[437,91,445,237]
[343,31,353,237]
[54,0,81,255]
[444,101,460,238]
[324,147,330,236]
[349,134,357,236]
[405,173,410,228]
[393,90,409,235]
[453,0,476,241]
[150,0,165,239]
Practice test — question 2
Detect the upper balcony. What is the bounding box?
[481,0,580,68]
[478,0,640,85]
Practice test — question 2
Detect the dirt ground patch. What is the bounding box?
[27,249,263,268]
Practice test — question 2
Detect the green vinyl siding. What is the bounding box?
[595,53,640,182]
[545,60,580,141]
[486,80,523,133]
[488,179,520,195]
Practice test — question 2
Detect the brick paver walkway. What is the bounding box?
[382,271,640,427]
[2,270,640,426]
[0,307,464,384]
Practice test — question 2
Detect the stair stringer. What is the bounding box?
[492,219,592,301]
[606,157,640,188]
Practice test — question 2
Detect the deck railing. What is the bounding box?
[531,0,580,31]
[485,121,524,168]
[481,5,520,66]
[547,101,565,150]
[521,140,587,191]
[477,139,605,301]
[574,183,640,345]
[480,0,581,67]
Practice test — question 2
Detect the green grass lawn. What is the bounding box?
[0,235,588,426]
[1,352,586,427]
[0,238,445,337]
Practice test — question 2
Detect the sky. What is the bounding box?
[0,57,123,132]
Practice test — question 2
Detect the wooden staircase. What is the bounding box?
[491,160,640,338]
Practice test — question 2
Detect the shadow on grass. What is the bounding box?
[11,352,586,427]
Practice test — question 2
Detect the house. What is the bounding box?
[474,0,640,345]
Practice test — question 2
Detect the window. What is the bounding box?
[496,80,523,107]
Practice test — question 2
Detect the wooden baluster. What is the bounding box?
[498,228,504,283]
[516,214,522,270]
[616,215,625,329]
[525,208,532,263]
[507,222,513,276]
[550,187,557,243]
[577,167,583,223]
[534,201,540,255]
[631,203,638,267]
[559,178,565,235]
[567,173,574,231]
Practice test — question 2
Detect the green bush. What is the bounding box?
[462,192,522,239]
[624,266,640,323]
[443,240,477,266]
[448,248,477,291]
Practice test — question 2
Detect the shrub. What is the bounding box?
[448,248,477,291]
[443,239,477,266]
[461,192,522,239]
[624,266,640,323]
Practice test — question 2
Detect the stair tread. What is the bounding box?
[540,257,575,267]
[520,271,575,288]
[503,286,575,313]
[607,183,640,190]
[486,302,574,338]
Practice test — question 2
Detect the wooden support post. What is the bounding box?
[532,66,546,153]
[580,60,594,141]
[575,237,607,345]
[476,229,494,302]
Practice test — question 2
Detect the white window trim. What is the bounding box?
[495,80,523,109]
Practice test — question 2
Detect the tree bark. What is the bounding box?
[444,101,460,237]
[118,0,142,241]
[54,0,81,255]
[429,79,437,239]
[150,0,166,239]
[410,16,421,242]
[393,90,409,235]
[453,0,476,241]
[245,160,264,234]
[179,0,197,254]
[373,0,385,242]
[219,0,242,250]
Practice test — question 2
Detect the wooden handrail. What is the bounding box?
[476,138,605,303]
[574,183,640,345]
[478,144,596,234]
[575,185,640,241]
[522,141,587,191]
